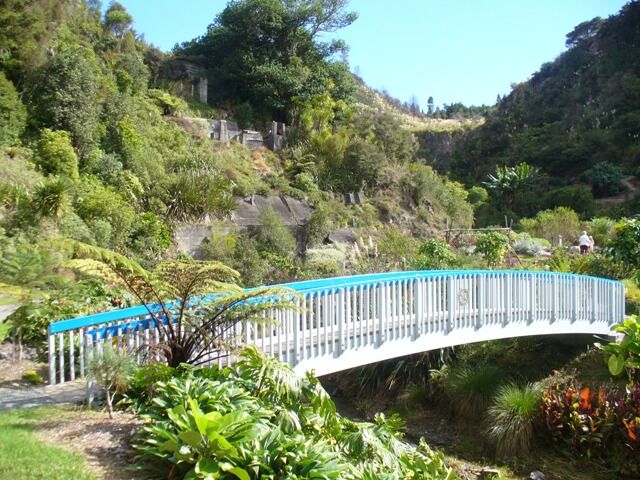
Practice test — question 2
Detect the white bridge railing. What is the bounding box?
[48,270,625,384]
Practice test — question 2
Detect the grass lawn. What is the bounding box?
[0,407,95,480]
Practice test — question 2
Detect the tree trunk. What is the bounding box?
[106,387,114,419]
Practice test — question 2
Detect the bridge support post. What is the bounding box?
[591,279,597,323]
[528,273,536,325]
[336,288,344,358]
[476,274,484,330]
[572,276,579,323]
[377,283,386,347]
[503,273,512,327]
[446,276,454,334]
[293,298,300,365]
[551,275,558,324]
[48,333,56,386]
[413,279,423,340]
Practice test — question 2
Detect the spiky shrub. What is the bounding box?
[443,365,505,418]
[88,345,136,419]
[486,383,540,458]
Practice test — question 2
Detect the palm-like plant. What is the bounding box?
[57,240,297,367]
[484,162,539,207]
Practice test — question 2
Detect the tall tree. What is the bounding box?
[178,0,357,121]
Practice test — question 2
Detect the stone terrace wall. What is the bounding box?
[174,195,313,258]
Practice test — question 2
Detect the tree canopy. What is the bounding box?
[177,0,357,121]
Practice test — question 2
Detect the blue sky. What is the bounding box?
[114,0,630,107]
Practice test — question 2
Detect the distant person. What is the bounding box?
[589,235,595,253]
[579,231,591,255]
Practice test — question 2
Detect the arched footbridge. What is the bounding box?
[48,270,625,384]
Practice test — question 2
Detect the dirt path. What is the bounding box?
[596,176,639,205]
[36,407,144,480]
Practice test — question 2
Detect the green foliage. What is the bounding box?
[254,206,297,257]
[0,241,62,288]
[591,162,624,198]
[519,207,581,245]
[623,279,640,315]
[541,385,616,460]
[6,279,130,352]
[608,217,640,272]
[131,346,457,480]
[31,44,101,159]
[407,164,474,228]
[413,238,455,270]
[74,177,137,249]
[21,370,44,384]
[147,88,188,116]
[475,231,509,266]
[127,363,176,405]
[542,185,596,218]
[61,240,296,368]
[377,227,417,269]
[104,1,133,37]
[32,176,73,222]
[597,315,640,383]
[179,0,357,120]
[33,129,79,179]
[166,163,236,222]
[585,217,616,247]
[442,365,506,418]
[486,384,540,458]
[484,162,539,207]
[452,3,640,208]
[0,71,27,146]
[89,344,137,418]
[467,185,488,207]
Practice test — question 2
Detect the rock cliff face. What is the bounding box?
[174,195,313,257]
[415,128,478,172]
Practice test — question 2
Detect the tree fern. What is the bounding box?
[49,239,298,367]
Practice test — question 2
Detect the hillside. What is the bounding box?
[450,0,640,221]
[353,80,484,132]
[0,0,476,294]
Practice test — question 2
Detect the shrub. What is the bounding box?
[623,279,640,315]
[33,129,79,180]
[413,238,455,270]
[585,216,616,247]
[486,384,540,458]
[542,185,596,218]
[520,207,581,245]
[132,347,456,479]
[127,363,175,405]
[609,217,640,272]
[541,385,616,459]
[570,253,630,280]
[0,72,27,146]
[254,205,297,257]
[74,177,137,249]
[597,315,640,382]
[88,345,137,419]
[511,233,550,257]
[592,162,624,198]
[147,89,187,116]
[22,370,44,384]
[475,231,509,266]
[443,365,506,418]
